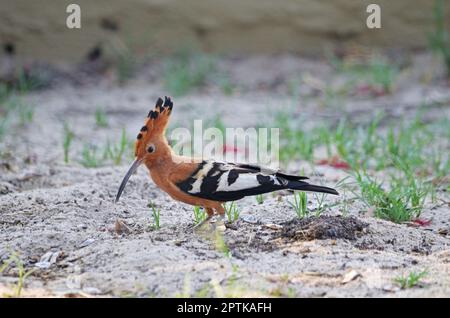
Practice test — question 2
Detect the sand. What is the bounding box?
[0,53,449,297]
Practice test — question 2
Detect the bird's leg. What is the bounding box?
[215,204,227,223]
[192,207,214,229]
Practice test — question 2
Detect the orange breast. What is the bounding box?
[148,163,219,208]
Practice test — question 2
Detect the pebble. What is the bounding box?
[77,224,88,230]
[82,287,102,295]
[382,284,401,292]
[35,197,45,204]
[35,251,61,269]
[241,215,259,224]
[341,270,361,284]
[263,223,283,230]
[78,238,95,248]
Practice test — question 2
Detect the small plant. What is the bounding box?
[193,206,207,225]
[276,113,316,163]
[63,123,74,164]
[312,192,327,217]
[103,128,128,165]
[392,157,430,212]
[315,125,333,158]
[343,56,398,93]
[216,74,235,95]
[175,274,192,298]
[214,230,231,258]
[287,77,302,97]
[0,252,35,297]
[428,0,450,78]
[80,144,101,168]
[0,118,7,141]
[194,282,213,298]
[107,39,136,84]
[0,83,9,102]
[17,103,34,126]
[361,112,383,157]
[149,203,161,230]
[16,67,47,92]
[353,169,429,223]
[95,107,108,128]
[367,57,398,93]
[339,190,350,217]
[164,50,216,96]
[255,194,264,204]
[224,202,240,223]
[206,114,226,135]
[116,51,135,84]
[289,191,308,218]
[394,270,428,289]
[0,95,34,142]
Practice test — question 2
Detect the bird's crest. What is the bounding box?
[135,96,173,156]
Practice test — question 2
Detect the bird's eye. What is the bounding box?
[147,144,156,153]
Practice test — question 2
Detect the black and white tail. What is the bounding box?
[176,160,339,202]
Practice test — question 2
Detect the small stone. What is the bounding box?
[34,251,61,269]
[341,270,361,284]
[264,223,283,230]
[82,287,102,295]
[174,240,184,246]
[0,181,15,194]
[241,215,259,224]
[382,284,400,292]
[35,197,45,204]
[78,238,95,248]
[77,224,88,230]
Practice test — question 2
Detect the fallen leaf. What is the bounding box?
[115,218,132,235]
[412,218,432,226]
[317,156,350,170]
[223,145,242,154]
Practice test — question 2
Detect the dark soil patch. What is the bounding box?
[278,215,369,241]
[224,215,369,257]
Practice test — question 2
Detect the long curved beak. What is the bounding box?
[115,159,142,203]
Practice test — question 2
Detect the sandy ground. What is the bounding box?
[0,53,449,297]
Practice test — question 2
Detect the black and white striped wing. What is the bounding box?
[176,161,292,202]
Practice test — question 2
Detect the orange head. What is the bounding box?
[115,96,173,203]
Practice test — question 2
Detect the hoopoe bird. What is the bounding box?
[115,97,338,224]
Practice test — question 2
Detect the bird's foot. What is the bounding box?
[192,215,227,233]
[192,215,212,230]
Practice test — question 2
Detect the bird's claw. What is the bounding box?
[192,216,212,230]
[191,215,227,232]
